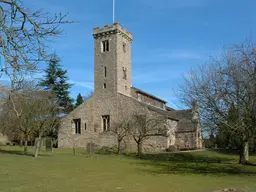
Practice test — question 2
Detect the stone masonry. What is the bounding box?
[58,23,203,152]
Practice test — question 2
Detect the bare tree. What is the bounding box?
[0,84,12,135]
[0,1,71,150]
[130,112,167,157]
[179,40,256,164]
[110,119,132,154]
[0,0,72,88]
[71,134,80,156]
[33,94,60,157]
[1,81,60,155]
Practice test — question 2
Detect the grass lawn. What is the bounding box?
[0,146,256,192]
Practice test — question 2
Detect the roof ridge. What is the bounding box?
[131,87,167,104]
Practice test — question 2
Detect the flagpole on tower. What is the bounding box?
[113,0,115,23]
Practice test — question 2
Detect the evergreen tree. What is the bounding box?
[75,93,84,107]
[40,54,74,113]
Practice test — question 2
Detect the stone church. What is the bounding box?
[58,23,203,152]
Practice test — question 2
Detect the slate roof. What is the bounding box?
[130,87,195,132]
[175,109,193,120]
[171,110,197,133]
[118,91,197,133]
[166,106,175,111]
[131,87,167,104]
[146,104,180,121]
[145,104,197,133]
[147,105,196,133]
[176,119,196,133]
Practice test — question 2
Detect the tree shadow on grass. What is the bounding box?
[209,149,256,166]
[125,152,233,163]
[125,152,256,175]
[0,148,34,157]
[0,148,53,157]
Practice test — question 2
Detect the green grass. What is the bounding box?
[0,146,256,192]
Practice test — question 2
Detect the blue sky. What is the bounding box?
[1,0,256,109]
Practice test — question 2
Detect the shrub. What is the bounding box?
[204,139,216,148]
[86,142,99,154]
[96,145,117,155]
[166,145,178,152]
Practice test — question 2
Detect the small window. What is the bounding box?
[125,85,127,90]
[73,119,81,134]
[123,43,126,53]
[84,123,87,130]
[103,83,106,89]
[104,66,107,77]
[123,67,127,80]
[102,40,109,52]
[102,115,110,131]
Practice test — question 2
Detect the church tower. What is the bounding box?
[93,23,133,97]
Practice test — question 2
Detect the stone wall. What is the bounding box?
[0,134,10,145]
[192,103,203,149]
[94,22,132,98]
[116,27,132,97]
[166,119,178,146]
[138,92,165,109]
[130,88,165,109]
[58,94,120,149]
[58,92,178,152]
[175,132,197,150]
[116,93,177,152]
[58,96,95,148]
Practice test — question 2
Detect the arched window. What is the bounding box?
[102,115,110,131]
[101,40,109,52]
[73,118,81,134]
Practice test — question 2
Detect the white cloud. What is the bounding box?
[156,48,214,60]
[133,48,216,64]
[133,68,181,84]
[69,80,94,90]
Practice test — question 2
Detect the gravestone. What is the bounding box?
[34,137,53,153]
[214,189,245,192]
[45,137,53,152]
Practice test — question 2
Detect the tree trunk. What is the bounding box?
[24,140,28,154]
[73,146,76,156]
[137,141,143,157]
[117,139,121,154]
[34,135,42,158]
[38,138,42,152]
[239,141,249,164]
[51,139,53,154]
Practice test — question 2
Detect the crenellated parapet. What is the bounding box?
[93,22,133,42]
